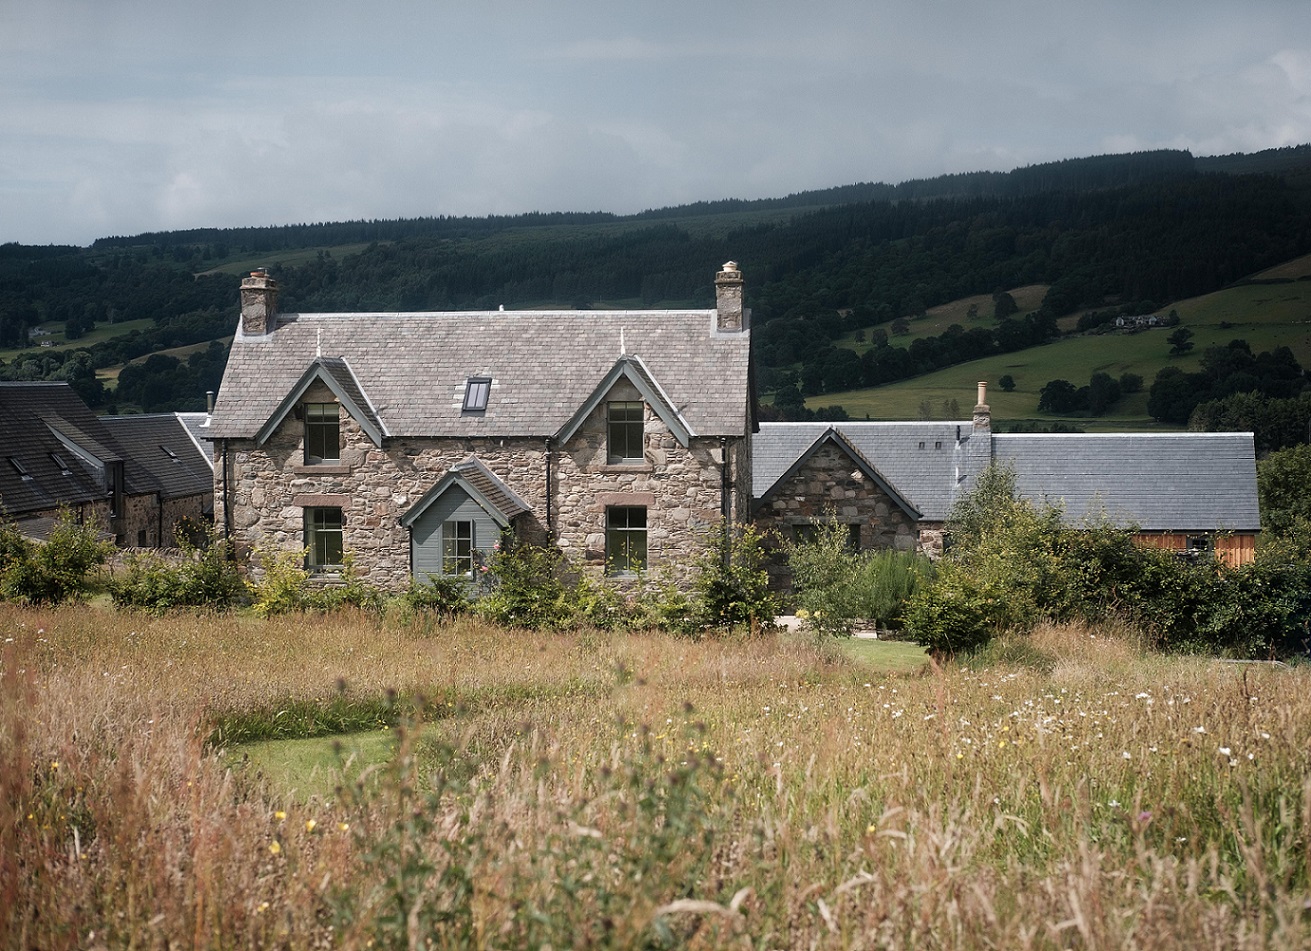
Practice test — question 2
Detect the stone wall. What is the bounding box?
[552,379,746,584]
[161,494,212,547]
[217,379,750,590]
[117,493,158,548]
[753,441,921,587]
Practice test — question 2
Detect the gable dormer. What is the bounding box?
[254,357,385,456]
[555,355,693,455]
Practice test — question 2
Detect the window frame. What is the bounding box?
[792,521,861,551]
[305,506,344,571]
[462,377,491,413]
[442,519,476,576]
[304,402,341,464]
[605,505,647,576]
[606,401,645,464]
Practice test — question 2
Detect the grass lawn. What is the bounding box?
[837,636,929,672]
[235,728,400,801]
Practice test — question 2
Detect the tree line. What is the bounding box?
[2,146,1310,413]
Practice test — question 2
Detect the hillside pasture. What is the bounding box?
[3,603,1309,948]
[817,277,1311,427]
[0,317,155,364]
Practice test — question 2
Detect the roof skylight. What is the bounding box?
[463,377,491,413]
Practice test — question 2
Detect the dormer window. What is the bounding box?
[607,401,644,464]
[463,377,491,413]
[304,403,340,464]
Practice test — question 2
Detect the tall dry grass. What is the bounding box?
[3,604,1309,948]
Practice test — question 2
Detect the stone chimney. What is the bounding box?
[714,261,744,332]
[240,269,279,335]
[973,381,991,432]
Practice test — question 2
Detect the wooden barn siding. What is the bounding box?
[1133,533,1257,568]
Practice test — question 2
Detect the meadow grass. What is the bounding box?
[3,603,1309,948]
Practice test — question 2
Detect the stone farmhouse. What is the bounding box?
[0,383,213,547]
[208,264,753,587]
[210,267,1261,591]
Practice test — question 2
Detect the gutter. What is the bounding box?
[544,436,553,531]
[221,438,232,550]
[720,436,732,567]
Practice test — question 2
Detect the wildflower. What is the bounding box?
[258,902,270,913]
[1218,747,1231,757]
[1122,751,1132,760]
[1193,726,1206,734]
[269,841,281,855]
[305,819,317,833]
[50,761,58,771]
[338,822,350,832]
[275,811,286,821]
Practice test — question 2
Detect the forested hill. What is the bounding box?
[2,145,1311,413]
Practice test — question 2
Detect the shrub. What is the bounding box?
[303,554,385,614]
[399,575,472,618]
[785,519,932,637]
[567,571,634,631]
[250,547,311,618]
[630,571,700,635]
[0,510,112,604]
[475,540,572,630]
[904,463,1311,658]
[110,527,247,614]
[694,524,778,633]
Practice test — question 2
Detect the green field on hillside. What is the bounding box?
[815,275,1311,427]
[0,317,155,364]
[836,285,1051,351]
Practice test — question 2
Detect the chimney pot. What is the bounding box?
[973,380,991,432]
[714,261,745,332]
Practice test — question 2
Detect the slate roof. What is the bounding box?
[754,422,984,521]
[0,383,157,517]
[753,427,921,519]
[210,310,751,440]
[101,414,215,501]
[400,456,532,529]
[754,423,1261,531]
[176,412,216,463]
[993,433,1261,531]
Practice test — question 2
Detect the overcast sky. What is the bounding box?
[3,0,1310,246]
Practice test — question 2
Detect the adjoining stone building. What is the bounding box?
[208,264,754,588]
[753,383,1261,579]
[0,383,213,547]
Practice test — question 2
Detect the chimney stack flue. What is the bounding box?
[973,380,991,433]
[240,269,279,336]
[714,261,745,332]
